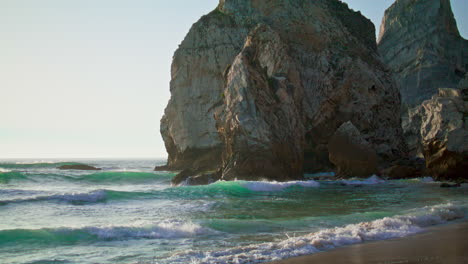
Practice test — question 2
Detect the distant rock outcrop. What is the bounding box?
[160,0,406,182]
[378,0,468,108]
[58,164,101,171]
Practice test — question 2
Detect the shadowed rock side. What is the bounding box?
[160,0,406,183]
[328,122,378,178]
[378,0,468,108]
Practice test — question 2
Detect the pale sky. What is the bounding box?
[1,0,466,159]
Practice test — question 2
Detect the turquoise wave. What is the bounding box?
[0,183,258,206]
[158,180,321,200]
[0,180,322,206]
[0,171,28,184]
[0,170,173,184]
[0,162,84,169]
[0,189,153,206]
[0,222,211,246]
[80,171,174,183]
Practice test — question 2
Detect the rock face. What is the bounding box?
[381,165,422,180]
[328,122,378,178]
[404,87,467,180]
[378,0,468,108]
[160,0,405,181]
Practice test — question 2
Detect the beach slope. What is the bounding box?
[269,221,468,264]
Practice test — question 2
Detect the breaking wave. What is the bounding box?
[0,220,214,246]
[0,162,85,169]
[167,202,467,263]
[240,180,320,192]
[340,175,385,185]
[0,170,172,184]
[0,189,151,206]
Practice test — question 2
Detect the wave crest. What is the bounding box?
[241,180,320,192]
[0,189,149,206]
[168,202,466,264]
[0,220,214,245]
[0,162,84,169]
[341,175,385,185]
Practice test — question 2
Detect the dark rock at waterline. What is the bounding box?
[171,168,221,186]
[440,182,461,188]
[328,121,379,178]
[154,165,170,171]
[381,165,422,180]
[58,164,101,171]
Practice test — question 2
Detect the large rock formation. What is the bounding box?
[409,87,467,181]
[378,0,468,108]
[160,0,406,182]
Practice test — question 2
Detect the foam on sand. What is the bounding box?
[168,202,466,264]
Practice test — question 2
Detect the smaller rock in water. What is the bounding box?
[381,165,422,180]
[440,182,461,188]
[328,121,378,178]
[172,168,221,186]
[58,164,101,171]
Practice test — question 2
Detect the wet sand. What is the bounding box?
[268,221,468,264]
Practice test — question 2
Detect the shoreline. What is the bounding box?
[268,220,468,264]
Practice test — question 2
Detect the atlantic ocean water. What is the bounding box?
[0,159,466,264]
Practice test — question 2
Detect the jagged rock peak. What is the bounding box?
[378,0,468,107]
[218,0,377,51]
[378,0,461,43]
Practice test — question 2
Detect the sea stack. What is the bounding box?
[160,0,406,184]
[378,0,468,108]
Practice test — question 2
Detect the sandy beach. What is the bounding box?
[269,221,468,264]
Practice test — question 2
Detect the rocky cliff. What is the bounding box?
[378,0,468,108]
[160,0,406,182]
[404,86,467,181]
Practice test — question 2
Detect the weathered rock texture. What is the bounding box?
[160,0,406,181]
[404,87,467,180]
[378,0,468,108]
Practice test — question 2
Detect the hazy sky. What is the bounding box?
[1,0,467,159]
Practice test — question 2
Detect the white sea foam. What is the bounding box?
[241,180,320,192]
[168,202,466,264]
[49,190,107,203]
[0,168,11,173]
[419,177,435,183]
[341,175,385,185]
[1,190,109,205]
[81,220,213,239]
[14,160,57,164]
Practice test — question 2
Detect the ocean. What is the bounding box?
[0,159,466,264]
